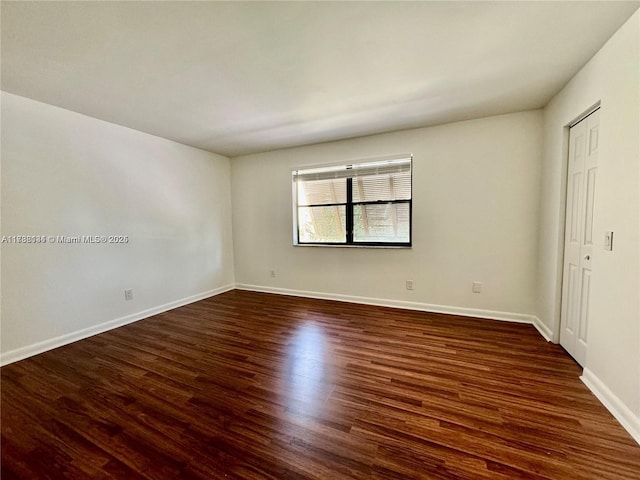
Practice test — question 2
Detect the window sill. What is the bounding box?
[293,243,412,249]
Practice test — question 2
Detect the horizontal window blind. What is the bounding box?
[293,155,412,247]
[292,156,411,182]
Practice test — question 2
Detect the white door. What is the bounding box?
[560,108,599,366]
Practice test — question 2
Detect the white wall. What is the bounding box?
[1,92,235,363]
[537,11,639,438]
[232,111,542,320]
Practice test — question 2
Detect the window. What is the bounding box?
[293,155,412,247]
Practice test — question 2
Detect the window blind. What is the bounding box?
[293,155,413,247]
[292,156,412,182]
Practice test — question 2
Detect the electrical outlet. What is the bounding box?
[472,282,482,293]
[406,280,414,290]
[270,269,276,278]
[124,289,133,301]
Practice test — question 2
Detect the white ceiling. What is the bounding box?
[2,1,638,157]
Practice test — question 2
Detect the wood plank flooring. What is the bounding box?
[2,290,639,479]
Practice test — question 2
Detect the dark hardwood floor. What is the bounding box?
[2,290,639,479]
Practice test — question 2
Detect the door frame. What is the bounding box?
[553,101,601,345]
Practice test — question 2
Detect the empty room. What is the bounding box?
[1,1,639,479]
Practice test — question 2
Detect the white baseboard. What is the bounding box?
[235,283,539,326]
[532,316,554,342]
[581,368,640,445]
[0,284,234,367]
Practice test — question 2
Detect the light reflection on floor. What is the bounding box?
[283,322,330,416]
